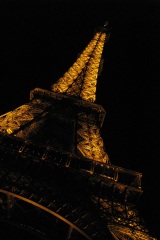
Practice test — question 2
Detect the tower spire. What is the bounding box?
[51,23,110,102]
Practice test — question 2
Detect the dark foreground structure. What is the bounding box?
[0,24,156,240]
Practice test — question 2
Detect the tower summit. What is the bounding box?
[51,22,110,103]
[0,23,157,239]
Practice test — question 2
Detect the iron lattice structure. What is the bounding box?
[0,23,156,239]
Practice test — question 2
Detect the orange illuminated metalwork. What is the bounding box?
[0,23,157,240]
[51,32,107,102]
[51,27,109,163]
[77,122,109,163]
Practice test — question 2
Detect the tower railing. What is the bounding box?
[0,132,142,195]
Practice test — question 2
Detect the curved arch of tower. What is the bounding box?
[0,23,157,240]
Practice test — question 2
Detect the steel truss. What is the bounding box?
[0,132,156,239]
[0,23,157,240]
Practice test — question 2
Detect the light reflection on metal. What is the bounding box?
[108,224,156,240]
[90,195,157,240]
[51,32,107,102]
[77,122,109,163]
[0,99,51,137]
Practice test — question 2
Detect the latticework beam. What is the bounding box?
[51,31,107,102]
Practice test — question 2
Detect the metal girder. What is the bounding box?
[0,134,155,239]
[30,88,106,127]
[0,165,113,240]
[0,99,51,136]
[0,160,154,240]
[0,132,142,194]
[90,196,156,240]
[77,119,109,163]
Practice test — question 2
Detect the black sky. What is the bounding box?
[0,0,159,238]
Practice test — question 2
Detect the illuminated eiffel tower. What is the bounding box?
[0,22,156,240]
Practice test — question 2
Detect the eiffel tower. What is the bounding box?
[0,22,156,240]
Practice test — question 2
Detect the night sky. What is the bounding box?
[0,0,159,238]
